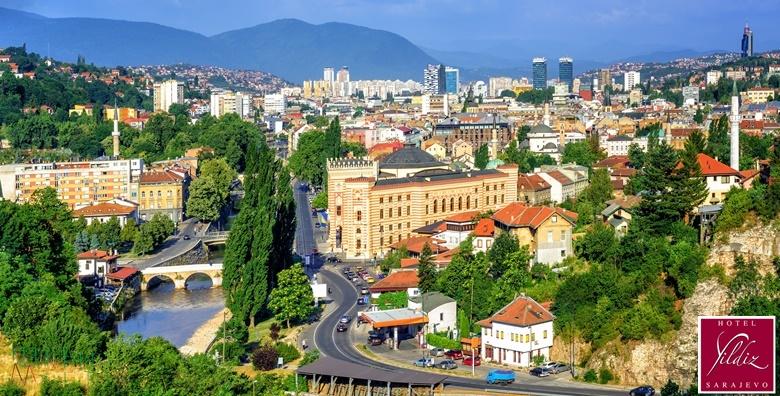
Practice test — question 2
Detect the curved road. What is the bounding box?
[313,268,627,396]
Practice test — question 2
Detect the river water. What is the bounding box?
[117,277,225,348]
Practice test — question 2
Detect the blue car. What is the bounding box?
[486,369,515,385]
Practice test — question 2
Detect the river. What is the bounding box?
[117,277,225,348]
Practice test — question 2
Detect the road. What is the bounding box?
[128,218,205,270]
[292,181,627,395]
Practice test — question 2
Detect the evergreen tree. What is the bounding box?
[417,243,437,294]
[633,138,683,234]
[706,115,730,162]
[474,144,489,169]
[270,162,297,287]
[693,108,704,124]
[487,232,520,279]
[324,117,342,160]
[686,129,707,154]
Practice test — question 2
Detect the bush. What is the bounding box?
[283,374,307,392]
[210,341,245,365]
[598,368,614,384]
[216,317,249,344]
[269,322,282,342]
[583,369,597,383]
[300,350,320,366]
[252,345,279,371]
[425,333,460,350]
[532,354,546,367]
[274,342,300,364]
[0,380,24,396]
[39,377,84,396]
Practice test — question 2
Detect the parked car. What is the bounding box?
[486,369,516,385]
[366,277,376,284]
[529,367,550,377]
[314,223,321,228]
[463,356,481,366]
[537,361,557,370]
[339,315,351,324]
[429,348,446,357]
[438,359,458,370]
[360,287,369,295]
[336,323,348,332]
[182,235,190,240]
[444,350,463,360]
[357,296,367,305]
[549,362,570,374]
[368,337,383,346]
[629,386,656,396]
[413,358,434,368]
[352,277,360,283]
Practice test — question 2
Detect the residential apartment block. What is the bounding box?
[0,159,143,208]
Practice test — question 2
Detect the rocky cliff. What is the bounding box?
[551,223,776,387]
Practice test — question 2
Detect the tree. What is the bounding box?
[693,108,704,124]
[561,141,599,168]
[311,192,327,209]
[119,218,138,243]
[380,246,407,272]
[686,129,707,154]
[706,115,729,162]
[342,141,367,157]
[579,168,613,210]
[487,232,520,279]
[575,222,618,264]
[186,177,223,222]
[288,130,326,185]
[417,244,437,294]
[323,117,342,161]
[268,264,314,328]
[474,144,489,169]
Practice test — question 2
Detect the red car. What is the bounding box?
[444,350,463,360]
[463,356,481,366]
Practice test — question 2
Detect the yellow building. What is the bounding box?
[741,87,776,104]
[0,159,143,208]
[103,106,138,122]
[139,168,190,223]
[422,137,446,160]
[491,202,577,264]
[69,104,94,117]
[327,147,518,259]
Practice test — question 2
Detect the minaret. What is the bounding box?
[729,80,740,170]
[112,100,121,158]
[543,102,551,127]
[490,113,499,160]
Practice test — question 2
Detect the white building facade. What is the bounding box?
[479,296,555,367]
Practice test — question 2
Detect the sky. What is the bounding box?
[6,0,780,62]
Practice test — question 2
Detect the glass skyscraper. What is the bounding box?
[741,24,753,58]
[532,57,547,90]
[558,57,573,91]
[444,67,459,94]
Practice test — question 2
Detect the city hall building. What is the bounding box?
[327,146,518,259]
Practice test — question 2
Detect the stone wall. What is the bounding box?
[159,241,209,267]
[708,223,779,276]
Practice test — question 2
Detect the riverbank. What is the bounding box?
[179,307,230,355]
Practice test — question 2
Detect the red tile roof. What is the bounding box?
[696,153,740,177]
[611,168,636,177]
[368,270,419,293]
[433,247,459,267]
[517,174,551,192]
[545,170,572,185]
[73,202,136,217]
[389,236,448,255]
[105,266,139,281]
[477,296,555,328]
[444,210,481,223]
[492,203,575,229]
[77,249,118,261]
[473,218,495,237]
[140,170,185,184]
[400,258,420,268]
[740,169,760,181]
[594,156,630,169]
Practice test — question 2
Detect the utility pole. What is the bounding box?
[470,275,475,376]
[222,310,227,365]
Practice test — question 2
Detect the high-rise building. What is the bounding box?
[424,64,445,94]
[264,93,287,115]
[489,77,513,97]
[532,58,547,90]
[558,57,573,90]
[598,69,612,91]
[741,24,754,58]
[624,71,641,91]
[444,67,460,94]
[336,66,350,83]
[323,67,335,82]
[153,79,184,112]
[211,91,252,118]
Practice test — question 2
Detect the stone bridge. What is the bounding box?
[141,263,223,291]
[201,231,229,244]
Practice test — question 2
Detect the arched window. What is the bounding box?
[356,211,362,221]
[466,196,470,209]
[450,197,454,211]
[356,228,361,234]
[433,201,437,214]
[440,199,446,212]
[458,196,462,210]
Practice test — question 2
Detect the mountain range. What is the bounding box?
[0,7,727,83]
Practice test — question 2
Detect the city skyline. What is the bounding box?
[7,0,780,65]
